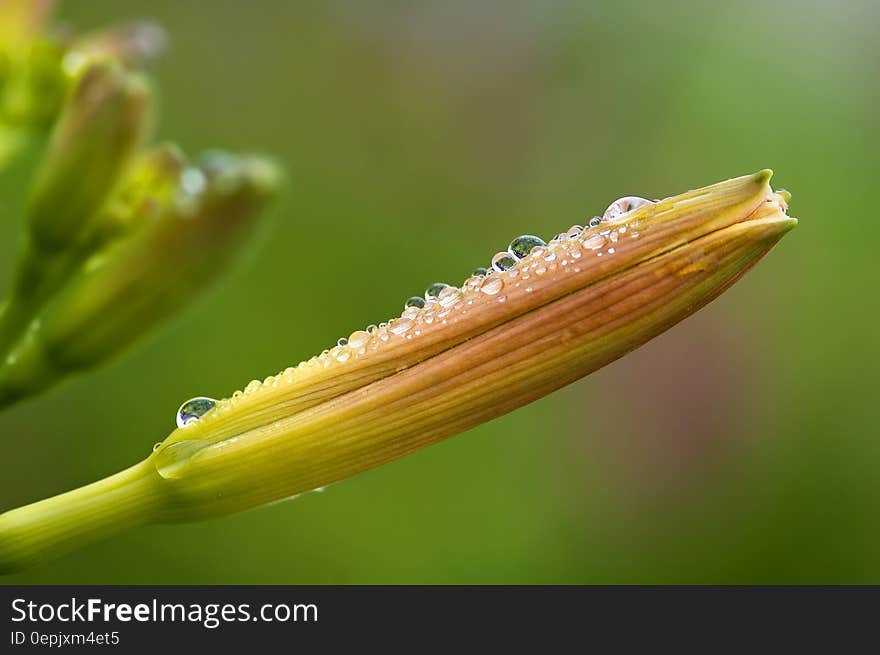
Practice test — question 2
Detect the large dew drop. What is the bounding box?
[491,252,517,272]
[508,235,546,259]
[425,282,450,300]
[176,397,217,428]
[479,276,504,295]
[602,196,653,221]
[348,330,370,348]
[437,286,461,308]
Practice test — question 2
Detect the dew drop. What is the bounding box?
[425,282,450,300]
[566,225,584,239]
[479,276,504,295]
[366,324,378,333]
[583,233,607,250]
[176,397,217,428]
[181,167,207,196]
[588,216,602,228]
[348,330,370,348]
[390,317,413,335]
[437,286,461,307]
[602,196,653,221]
[405,296,426,309]
[153,442,163,452]
[508,235,547,259]
[331,346,350,362]
[465,275,483,289]
[337,337,348,347]
[473,266,489,276]
[491,252,517,272]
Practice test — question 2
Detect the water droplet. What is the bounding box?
[337,337,349,347]
[348,330,370,348]
[245,380,261,393]
[425,282,450,300]
[508,235,546,259]
[588,216,602,228]
[480,276,504,295]
[465,275,483,289]
[492,252,517,272]
[566,225,583,239]
[176,397,217,428]
[405,296,426,309]
[473,267,489,276]
[437,286,461,307]
[330,346,350,362]
[583,234,607,250]
[602,196,653,221]
[152,442,163,451]
[366,324,378,333]
[390,317,413,335]
[181,167,207,196]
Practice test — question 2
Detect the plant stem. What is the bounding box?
[0,461,161,574]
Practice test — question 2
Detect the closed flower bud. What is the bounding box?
[0,171,795,571]
[0,152,279,405]
[25,60,151,253]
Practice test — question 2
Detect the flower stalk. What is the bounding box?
[0,170,796,572]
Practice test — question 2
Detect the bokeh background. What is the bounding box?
[1,0,877,583]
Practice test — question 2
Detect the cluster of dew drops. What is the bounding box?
[172,196,654,430]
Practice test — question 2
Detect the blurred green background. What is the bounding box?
[1,0,877,583]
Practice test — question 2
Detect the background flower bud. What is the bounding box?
[25,60,151,253]
[0,152,280,406]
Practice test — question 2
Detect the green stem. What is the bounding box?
[0,461,162,574]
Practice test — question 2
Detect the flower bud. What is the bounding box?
[0,170,794,570]
[25,60,151,253]
[0,152,279,405]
